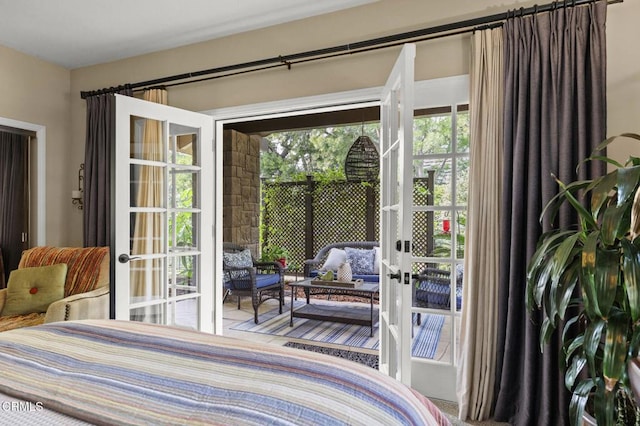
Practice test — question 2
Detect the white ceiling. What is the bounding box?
[0,0,376,69]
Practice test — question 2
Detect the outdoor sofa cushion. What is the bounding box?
[306,242,380,284]
[255,274,281,288]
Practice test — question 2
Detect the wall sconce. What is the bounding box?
[72,163,84,210]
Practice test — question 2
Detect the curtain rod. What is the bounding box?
[80,0,621,99]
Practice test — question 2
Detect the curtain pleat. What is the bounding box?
[0,131,27,286]
[83,87,133,247]
[456,27,503,422]
[494,3,607,425]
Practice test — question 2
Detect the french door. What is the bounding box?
[113,94,215,332]
[379,46,468,401]
[379,43,416,385]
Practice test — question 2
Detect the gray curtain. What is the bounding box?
[494,2,607,425]
[0,131,27,286]
[83,88,132,247]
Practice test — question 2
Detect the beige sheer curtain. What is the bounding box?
[456,27,503,421]
[131,89,168,309]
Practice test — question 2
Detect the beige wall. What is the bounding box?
[606,0,640,164]
[2,0,637,246]
[0,44,72,246]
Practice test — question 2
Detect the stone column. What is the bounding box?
[222,130,260,257]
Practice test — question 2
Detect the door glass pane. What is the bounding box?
[410,211,453,258]
[411,210,433,258]
[412,261,459,312]
[130,115,166,162]
[130,212,166,254]
[412,313,450,362]
[169,212,198,251]
[169,123,199,166]
[413,159,451,206]
[455,211,466,260]
[456,107,470,153]
[174,299,198,329]
[169,255,198,295]
[413,109,453,155]
[169,170,197,209]
[130,257,165,303]
[455,262,464,313]
[456,157,469,205]
[130,164,165,208]
[130,304,165,324]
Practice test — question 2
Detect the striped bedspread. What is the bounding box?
[0,320,450,425]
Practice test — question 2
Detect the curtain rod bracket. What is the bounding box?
[279,56,292,70]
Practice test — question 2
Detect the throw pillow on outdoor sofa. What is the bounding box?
[1,263,67,316]
[321,248,346,271]
[345,247,375,275]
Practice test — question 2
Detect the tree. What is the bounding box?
[260,123,380,181]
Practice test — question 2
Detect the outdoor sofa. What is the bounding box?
[304,241,380,283]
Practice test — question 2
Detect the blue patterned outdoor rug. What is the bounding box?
[231,301,445,359]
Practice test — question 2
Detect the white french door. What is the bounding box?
[113,94,215,333]
[379,43,416,385]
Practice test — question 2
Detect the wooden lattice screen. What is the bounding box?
[261,174,433,273]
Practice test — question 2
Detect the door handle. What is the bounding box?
[118,253,141,264]
[388,272,401,282]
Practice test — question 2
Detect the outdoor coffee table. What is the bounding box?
[289,278,379,337]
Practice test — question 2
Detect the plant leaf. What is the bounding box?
[617,166,640,206]
[540,315,556,350]
[527,230,576,309]
[556,263,579,319]
[541,179,592,225]
[621,238,640,322]
[594,377,617,426]
[584,318,605,379]
[562,314,580,345]
[602,313,629,392]
[593,133,640,154]
[566,354,587,390]
[629,325,640,359]
[565,333,585,365]
[600,201,630,246]
[582,155,624,171]
[594,248,620,319]
[581,231,601,318]
[552,234,581,286]
[570,378,596,426]
[590,170,617,220]
[555,177,598,230]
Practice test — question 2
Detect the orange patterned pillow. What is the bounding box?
[18,247,109,297]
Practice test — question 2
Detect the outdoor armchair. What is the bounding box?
[223,243,284,324]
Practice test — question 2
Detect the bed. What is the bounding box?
[0,320,450,425]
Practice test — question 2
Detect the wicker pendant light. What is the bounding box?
[345,124,379,182]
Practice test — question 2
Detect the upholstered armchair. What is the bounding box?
[0,246,110,332]
[222,243,284,324]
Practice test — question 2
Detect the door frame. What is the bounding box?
[204,74,468,400]
[0,117,46,246]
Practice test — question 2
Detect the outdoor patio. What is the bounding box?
[222,277,454,363]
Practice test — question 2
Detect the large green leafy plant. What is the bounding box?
[527,134,640,425]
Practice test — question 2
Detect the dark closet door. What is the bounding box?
[0,131,28,288]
